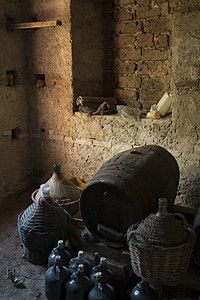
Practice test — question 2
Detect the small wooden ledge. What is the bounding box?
[7,20,62,30]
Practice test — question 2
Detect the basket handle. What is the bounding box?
[172,213,196,245]
[186,224,196,246]
[173,212,188,230]
[126,223,139,242]
[173,212,186,221]
[31,189,39,202]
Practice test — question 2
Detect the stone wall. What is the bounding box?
[23,0,74,185]
[0,1,30,200]
[171,0,200,208]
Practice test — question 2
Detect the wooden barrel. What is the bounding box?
[80,145,180,248]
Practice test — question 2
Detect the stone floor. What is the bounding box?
[0,190,200,300]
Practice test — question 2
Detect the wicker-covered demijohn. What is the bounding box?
[127,198,196,286]
[33,163,81,216]
[18,184,70,264]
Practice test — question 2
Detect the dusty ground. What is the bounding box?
[0,190,47,300]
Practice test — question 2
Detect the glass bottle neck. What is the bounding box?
[54,163,61,174]
[97,281,103,298]
[53,259,62,280]
[156,198,168,217]
[99,262,107,273]
[77,269,84,280]
[58,240,64,249]
[78,252,84,262]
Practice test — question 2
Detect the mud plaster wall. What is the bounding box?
[171,0,200,208]
[0,0,200,210]
[0,1,30,200]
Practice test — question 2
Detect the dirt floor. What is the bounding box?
[0,190,47,300]
[0,190,200,300]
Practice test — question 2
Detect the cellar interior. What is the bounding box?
[0,0,200,299]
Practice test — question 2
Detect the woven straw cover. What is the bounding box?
[127,213,196,286]
[132,213,189,247]
[18,201,70,264]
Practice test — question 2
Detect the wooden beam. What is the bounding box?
[172,204,197,216]
[7,20,62,30]
[172,204,197,224]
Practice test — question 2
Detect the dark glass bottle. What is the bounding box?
[131,280,160,300]
[68,250,92,276]
[65,264,93,300]
[90,257,114,286]
[88,272,116,300]
[48,240,71,269]
[92,252,100,268]
[45,255,71,300]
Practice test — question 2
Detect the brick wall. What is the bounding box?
[71,0,173,109]
[101,0,115,96]
[70,0,173,109]
[113,0,172,110]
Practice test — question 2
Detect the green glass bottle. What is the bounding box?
[156,198,168,218]
[54,163,61,175]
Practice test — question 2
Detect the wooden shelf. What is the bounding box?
[7,20,62,30]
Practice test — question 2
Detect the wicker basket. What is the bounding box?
[18,200,70,264]
[21,244,50,265]
[127,214,196,286]
[32,188,80,216]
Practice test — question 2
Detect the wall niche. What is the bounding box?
[71,0,114,111]
[71,0,172,113]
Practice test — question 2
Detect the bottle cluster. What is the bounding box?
[45,243,117,300]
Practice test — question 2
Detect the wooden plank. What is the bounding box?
[172,204,197,224]
[172,204,197,216]
[7,20,62,30]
